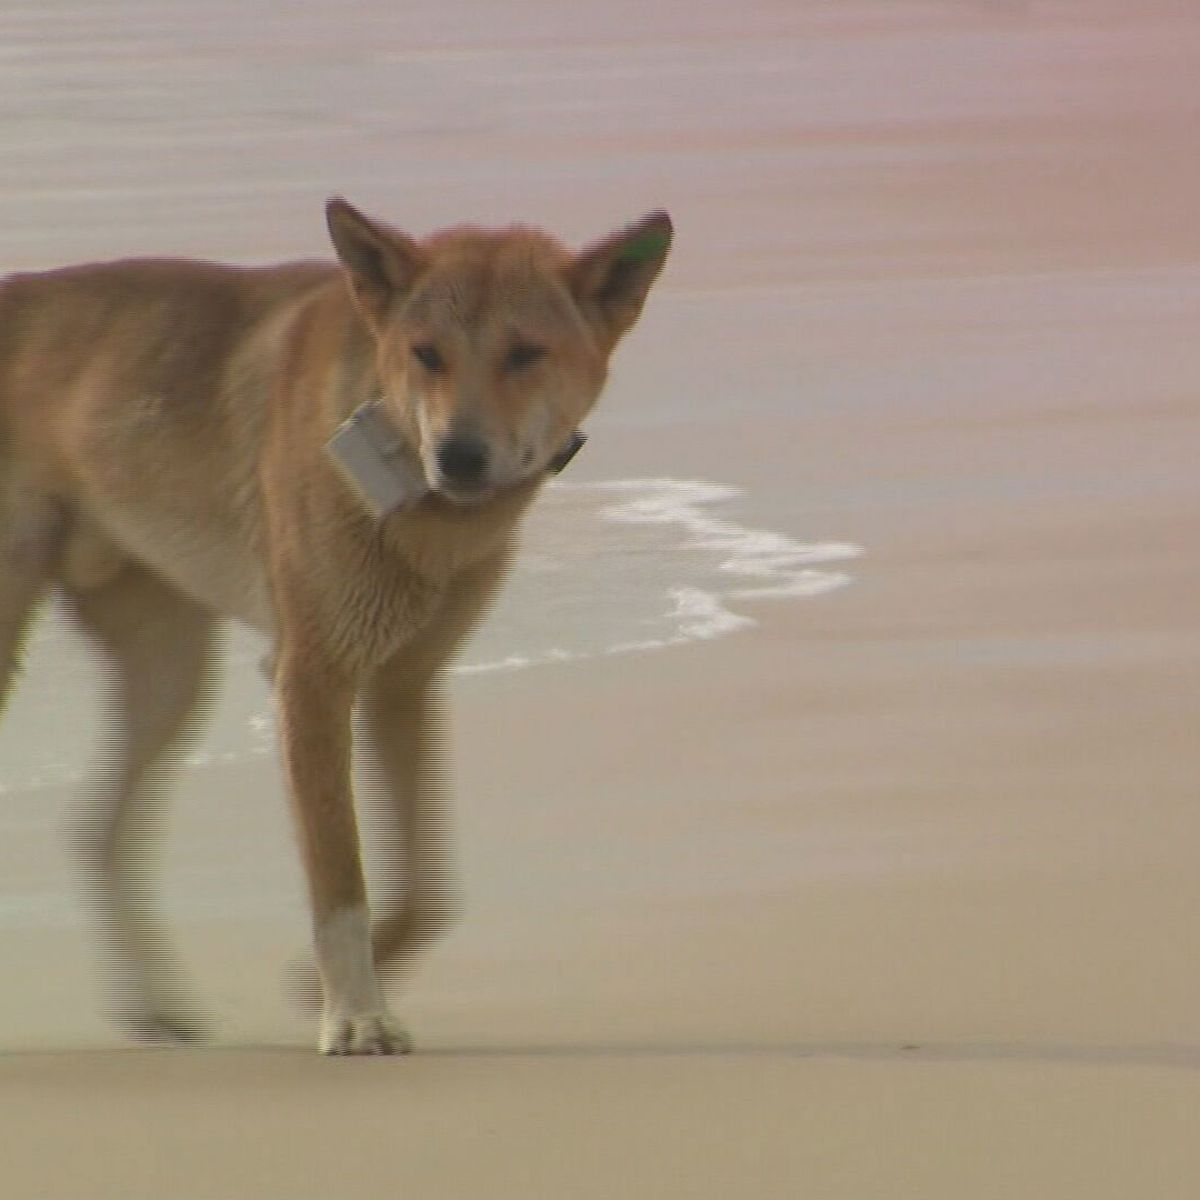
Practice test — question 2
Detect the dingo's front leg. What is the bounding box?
[358,550,512,977]
[360,674,458,972]
[275,641,409,1055]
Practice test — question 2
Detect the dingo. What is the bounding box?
[0,199,671,1053]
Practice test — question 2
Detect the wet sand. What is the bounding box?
[3,1,1200,1196]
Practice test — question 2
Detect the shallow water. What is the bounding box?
[0,478,859,798]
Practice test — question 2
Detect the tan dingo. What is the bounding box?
[0,199,671,1054]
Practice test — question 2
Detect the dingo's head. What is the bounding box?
[326,198,671,505]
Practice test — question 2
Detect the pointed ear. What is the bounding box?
[325,197,424,327]
[569,210,673,343]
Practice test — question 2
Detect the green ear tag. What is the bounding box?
[621,228,670,265]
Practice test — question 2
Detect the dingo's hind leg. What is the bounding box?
[65,565,219,1044]
[0,484,66,714]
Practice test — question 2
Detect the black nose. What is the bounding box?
[436,435,490,487]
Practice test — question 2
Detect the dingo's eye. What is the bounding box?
[411,342,445,372]
[504,341,545,371]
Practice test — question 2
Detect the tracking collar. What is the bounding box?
[326,399,586,519]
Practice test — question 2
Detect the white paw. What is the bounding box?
[319,1008,412,1056]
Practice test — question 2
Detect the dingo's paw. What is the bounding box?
[112,1001,211,1045]
[319,1008,411,1056]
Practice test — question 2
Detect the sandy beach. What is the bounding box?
[2,1,1200,1196]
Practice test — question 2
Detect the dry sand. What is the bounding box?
[2,1,1200,1196]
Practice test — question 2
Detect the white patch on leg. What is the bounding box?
[315,904,382,1013]
[314,904,410,1055]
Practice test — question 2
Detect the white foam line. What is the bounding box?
[668,586,756,640]
[450,477,862,674]
[456,653,536,675]
[584,474,861,616]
